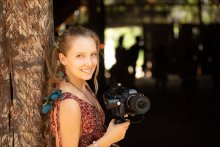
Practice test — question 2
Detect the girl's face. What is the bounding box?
[59,36,98,81]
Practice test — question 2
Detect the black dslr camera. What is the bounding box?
[103,83,151,123]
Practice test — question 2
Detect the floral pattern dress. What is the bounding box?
[49,92,105,147]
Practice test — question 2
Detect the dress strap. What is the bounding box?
[55,100,62,147]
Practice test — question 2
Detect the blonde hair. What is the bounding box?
[46,26,100,94]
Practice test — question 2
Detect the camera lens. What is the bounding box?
[127,95,150,114]
[138,100,147,109]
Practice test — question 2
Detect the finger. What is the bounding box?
[125,121,130,125]
[124,126,129,130]
[109,119,115,125]
[122,121,130,127]
[124,128,128,133]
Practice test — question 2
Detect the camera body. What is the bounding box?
[103,83,150,123]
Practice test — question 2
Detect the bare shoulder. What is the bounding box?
[59,99,81,116]
[56,98,81,146]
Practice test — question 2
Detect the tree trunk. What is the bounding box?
[0,0,12,146]
[0,0,54,146]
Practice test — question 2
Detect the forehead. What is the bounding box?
[68,36,97,53]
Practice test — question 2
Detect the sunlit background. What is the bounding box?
[55,0,220,80]
[104,26,145,78]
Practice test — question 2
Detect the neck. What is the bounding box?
[65,73,86,90]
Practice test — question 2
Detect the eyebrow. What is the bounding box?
[75,51,97,54]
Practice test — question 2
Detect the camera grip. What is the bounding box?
[114,118,124,124]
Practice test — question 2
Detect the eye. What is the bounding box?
[91,52,97,57]
[76,54,84,58]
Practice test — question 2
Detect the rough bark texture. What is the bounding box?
[0,0,12,146]
[0,0,54,146]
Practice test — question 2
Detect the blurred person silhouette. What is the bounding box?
[176,26,199,121]
[110,35,130,86]
[152,45,168,90]
[211,28,220,90]
[180,49,198,121]
[128,36,144,87]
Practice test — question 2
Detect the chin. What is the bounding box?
[82,75,93,81]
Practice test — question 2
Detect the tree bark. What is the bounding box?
[0,0,12,146]
[0,0,54,146]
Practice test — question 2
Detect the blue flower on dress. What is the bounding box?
[42,89,63,114]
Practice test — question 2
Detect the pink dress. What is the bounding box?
[50,92,105,147]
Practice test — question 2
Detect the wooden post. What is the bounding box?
[0,0,54,146]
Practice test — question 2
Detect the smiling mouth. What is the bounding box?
[81,69,93,74]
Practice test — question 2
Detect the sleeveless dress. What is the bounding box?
[50,91,105,147]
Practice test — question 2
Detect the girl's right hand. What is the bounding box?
[104,119,130,144]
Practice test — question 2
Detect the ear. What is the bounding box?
[59,52,67,65]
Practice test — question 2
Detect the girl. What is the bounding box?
[43,26,130,147]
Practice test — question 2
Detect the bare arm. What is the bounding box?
[54,99,81,147]
[87,119,130,147]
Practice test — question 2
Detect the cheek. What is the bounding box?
[92,57,98,66]
[66,58,79,70]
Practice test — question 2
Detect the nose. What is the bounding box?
[84,56,93,66]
